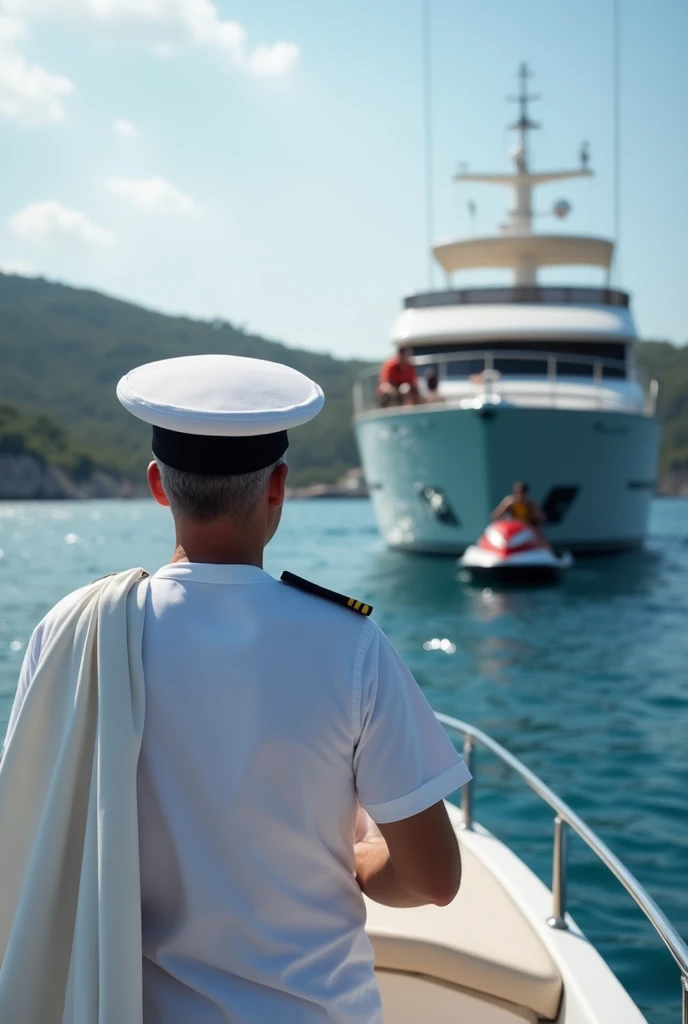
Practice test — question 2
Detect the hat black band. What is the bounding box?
[152,426,289,476]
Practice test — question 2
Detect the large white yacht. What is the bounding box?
[354,66,660,555]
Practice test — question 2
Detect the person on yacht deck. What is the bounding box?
[492,481,546,529]
[377,345,420,406]
[2,354,470,1024]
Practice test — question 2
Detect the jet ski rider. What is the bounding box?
[492,481,546,531]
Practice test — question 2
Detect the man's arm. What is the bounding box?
[530,502,546,525]
[491,496,512,520]
[355,802,461,908]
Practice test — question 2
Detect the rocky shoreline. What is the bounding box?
[0,454,686,500]
[0,454,124,500]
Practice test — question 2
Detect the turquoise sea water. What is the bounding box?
[0,497,686,1022]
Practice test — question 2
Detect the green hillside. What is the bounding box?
[0,272,685,490]
[637,341,688,474]
[0,399,114,481]
[0,274,367,487]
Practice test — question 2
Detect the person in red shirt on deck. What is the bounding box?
[377,346,420,406]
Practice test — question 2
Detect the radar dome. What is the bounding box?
[509,143,525,168]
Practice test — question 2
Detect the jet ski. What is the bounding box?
[459,519,573,585]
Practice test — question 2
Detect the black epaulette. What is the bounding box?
[281,571,373,616]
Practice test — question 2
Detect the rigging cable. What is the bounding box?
[612,0,621,285]
[422,0,435,289]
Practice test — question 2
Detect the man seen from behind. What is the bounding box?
[3,354,470,1024]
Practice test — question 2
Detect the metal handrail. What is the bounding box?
[352,348,657,418]
[410,348,628,371]
[436,713,688,1019]
[404,285,631,309]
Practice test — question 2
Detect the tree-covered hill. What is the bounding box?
[637,341,688,476]
[0,399,106,480]
[0,272,685,492]
[0,273,368,488]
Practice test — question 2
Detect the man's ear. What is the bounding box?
[147,461,170,507]
[267,462,289,507]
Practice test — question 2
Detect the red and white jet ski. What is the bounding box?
[459,519,573,585]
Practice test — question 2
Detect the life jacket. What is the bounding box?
[511,500,534,524]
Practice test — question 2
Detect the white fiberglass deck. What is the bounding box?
[415,377,646,414]
[365,715,688,1024]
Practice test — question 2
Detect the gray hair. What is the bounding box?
[156,458,281,524]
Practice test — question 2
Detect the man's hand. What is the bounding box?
[354,801,461,909]
[531,502,547,525]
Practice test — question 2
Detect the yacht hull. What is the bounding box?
[354,404,660,555]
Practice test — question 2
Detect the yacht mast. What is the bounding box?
[506,62,541,234]
[452,63,594,285]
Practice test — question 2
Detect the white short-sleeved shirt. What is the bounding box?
[7,563,470,1024]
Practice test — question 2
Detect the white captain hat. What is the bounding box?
[117,353,324,475]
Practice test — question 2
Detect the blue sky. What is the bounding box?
[0,0,686,360]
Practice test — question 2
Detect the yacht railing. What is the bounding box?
[436,713,688,1023]
[353,348,659,418]
[404,285,631,309]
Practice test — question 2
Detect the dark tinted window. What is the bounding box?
[410,340,627,378]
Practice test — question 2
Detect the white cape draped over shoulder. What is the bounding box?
[0,568,149,1024]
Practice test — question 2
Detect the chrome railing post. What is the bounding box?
[484,352,494,401]
[548,815,569,930]
[682,975,688,1024]
[648,378,659,418]
[460,735,474,830]
[548,356,556,407]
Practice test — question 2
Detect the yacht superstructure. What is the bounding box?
[354,66,659,555]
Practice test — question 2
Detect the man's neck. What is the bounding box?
[170,544,263,567]
[170,520,265,567]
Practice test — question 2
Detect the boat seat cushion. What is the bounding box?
[364,840,563,1021]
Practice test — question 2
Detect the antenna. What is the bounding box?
[467,200,477,235]
[612,0,621,284]
[507,62,540,171]
[422,0,435,289]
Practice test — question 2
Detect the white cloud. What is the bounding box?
[105,176,199,215]
[0,13,73,122]
[0,12,22,44]
[10,200,114,246]
[113,116,135,137]
[247,42,300,78]
[3,1,300,76]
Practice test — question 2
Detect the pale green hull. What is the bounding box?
[354,405,660,554]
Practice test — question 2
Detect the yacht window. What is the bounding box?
[445,358,484,378]
[493,357,548,377]
[409,340,628,379]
